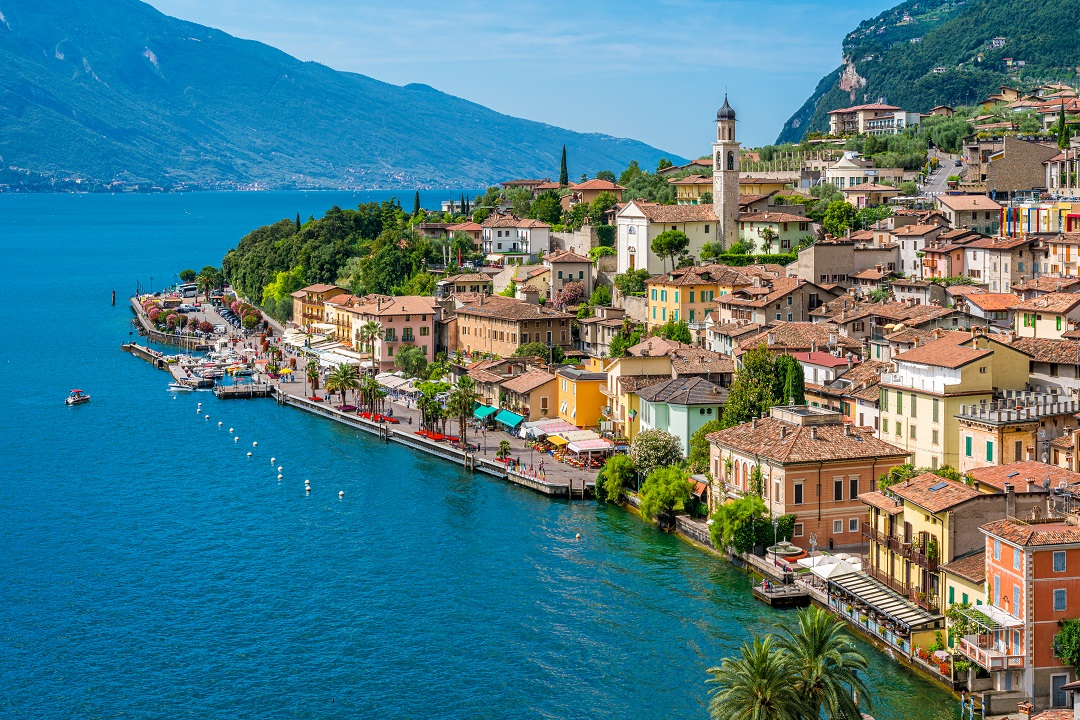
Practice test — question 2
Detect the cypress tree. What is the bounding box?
[295,213,301,232]
[559,145,568,186]
[413,190,421,216]
[1059,101,1069,149]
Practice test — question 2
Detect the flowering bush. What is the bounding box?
[198,321,214,333]
[554,281,585,307]
[629,429,683,477]
[938,661,951,676]
[165,314,179,329]
[147,307,162,322]
[231,301,241,313]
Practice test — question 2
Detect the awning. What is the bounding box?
[828,572,938,629]
[473,405,498,420]
[567,439,613,453]
[811,560,860,579]
[548,436,569,446]
[976,603,1023,629]
[564,430,599,442]
[495,410,524,427]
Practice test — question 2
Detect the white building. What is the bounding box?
[481,216,551,264]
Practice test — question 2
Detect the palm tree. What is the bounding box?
[496,439,512,461]
[325,363,360,406]
[706,636,810,720]
[359,375,380,413]
[447,376,478,445]
[358,320,381,365]
[774,607,870,720]
[306,358,320,394]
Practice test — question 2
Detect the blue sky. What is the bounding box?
[145,0,897,158]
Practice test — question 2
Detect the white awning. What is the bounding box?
[980,603,1023,628]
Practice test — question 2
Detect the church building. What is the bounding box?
[616,96,741,275]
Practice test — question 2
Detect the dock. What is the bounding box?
[214,383,273,399]
[751,582,811,608]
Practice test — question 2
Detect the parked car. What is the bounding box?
[954,160,962,167]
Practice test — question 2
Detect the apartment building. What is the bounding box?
[455,296,573,357]
[1013,293,1080,339]
[290,283,347,330]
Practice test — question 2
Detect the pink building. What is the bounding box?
[349,295,441,373]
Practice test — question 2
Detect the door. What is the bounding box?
[1052,674,1069,707]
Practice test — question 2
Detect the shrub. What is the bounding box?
[638,466,692,520]
[198,321,215,333]
[596,455,635,502]
[629,429,682,476]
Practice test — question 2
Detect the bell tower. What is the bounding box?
[712,95,740,249]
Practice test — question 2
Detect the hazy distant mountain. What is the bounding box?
[0,0,681,191]
[777,0,1080,144]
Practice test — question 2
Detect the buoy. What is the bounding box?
[205,415,209,420]
[277,474,283,480]
[338,491,344,498]
[277,466,283,472]
[229,428,234,433]
[575,533,581,540]
[234,436,239,442]
[270,457,276,464]
[305,486,311,493]
[247,452,252,457]
[218,421,222,427]
[252,441,258,447]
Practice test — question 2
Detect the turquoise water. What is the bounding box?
[0,192,960,719]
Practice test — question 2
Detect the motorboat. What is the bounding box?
[65,389,90,405]
[168,381,194,392]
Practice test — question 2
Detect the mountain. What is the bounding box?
[776,0,1080,144]
[0,0,681,191]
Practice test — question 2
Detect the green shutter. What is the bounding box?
[966,436,973,457]
[689,291,695,303]
[897,393,903,414]
[1058,316,1063,331]
[949,586,955,604]
[987,441,994,462]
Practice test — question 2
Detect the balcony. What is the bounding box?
[865,564,910,596]
[911,586,940,613]
[958,634,1026,671]
[862,525,885,544]
[911,547,939,571]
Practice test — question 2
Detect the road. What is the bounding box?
[922,148,962,198]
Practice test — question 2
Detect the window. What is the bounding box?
[1014,586,1021,614]
[897,393,902,414]
[689,291,695,303]
[660,290,667,302]
[1051,363,1059,377]
[1055,551,1067,572]
[994,539,1001,560]
[849,518,859,533]
[419,326,429,336]
[1054,589,1067,612]
[986,440,994,462]
[1015,440,1023,462]
[895,421,901,436]
[933,398,939,423]
[793,523,804,537]
[651,289,657,300]
[834,479,844,502]
[849,477,859,499]
[1014,549,1021,570]
[910,426,916,440]
[965,436,973,457]
[910,393,917,418]
[833,519,844,534]
[993,575,1000,605]
[793,482,804,505]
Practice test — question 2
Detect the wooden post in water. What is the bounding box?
[111,290,116,306]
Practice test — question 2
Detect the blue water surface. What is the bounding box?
[0,192,960,719]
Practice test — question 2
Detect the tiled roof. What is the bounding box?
[892,331,990,369]
[708,418,908,464]
[722,277,809,308]
[468,368,504,384]
[299,283,342,293]
[738,193,775,206]
[353,294,439,317]
[626,336,690,357]
[940,550,986,584]
[456,296,572,322]
[736,211,811,223]
[481,215,552,229]
[1031,710,1075,720]
[841,184,900,193]
[1052,435,1074,450]
[571,179,625,192]
[888,473,980,512]
[546,250,591,264]
[964,235,1031,250]
[858,491,904,514]
[981,519,1080,547]
[936,194,1002,212]
[1013,292,1080,313]
[555,367,607,382]
[624,201,718,223]
[1013,276,1080,293]
[616,374,670,393]
[442,273,492,284]
[828,102,901,113]
[828,360,889,396]
[668,175,713,185]
[500,369,556,394]
[636,376,728,405]
[968,461,1080,492]
[670,349,735,376]
[890,224,941,237]
[884,327,935,345]
[1009,337,1080,363]
[1057,233,1080,246]
[947,285,988,298]
[708,321,763,338]
[851,269,886,280]
[447,222,482,232]
[736,322,863,354]
[964,293,1020,311]
[790,351,855,368]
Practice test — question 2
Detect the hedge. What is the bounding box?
[596,225,616,247]
[709,253,797,267]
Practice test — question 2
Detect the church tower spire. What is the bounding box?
[713,95,740,249]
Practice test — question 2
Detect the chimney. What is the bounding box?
[810,427,818,440]
[780,426,787,438]
[1004,482,1016,518]
[752,417,758,429]
[844,424,852,437]
[768,332,776,345]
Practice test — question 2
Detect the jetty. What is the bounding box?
[214,383,273,399]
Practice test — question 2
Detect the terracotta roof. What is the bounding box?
[858,491,904,515]
[736,322,863,355]
[616,374,670,393]
[936,195,1002,212]
[888,473,980,513]
[468,368,504,384]
[884,327,935,345]
[738,193,775,206]
[456,296,572,322]
[626,336,690,357]
[623,201,717,223]
[947,285,988,298]
[968,461,1080,492]
[963,293,1020,311]
[1013,292,1080,313]
[708,321,763,338]
[636,376,728,405]
[828,360,890,398]
[708,417,908,464]
[851,269,886,280]
[299,283,343,293]
[500,369,555,394]
[736,211,811,224]
[571,179,625,192]
[481,215,551,229]
[1013,276,1080,293]
[442,273,492,284]
[940,550,986,584]
[981,519,1080,547]
[546,250,591,264]
[1009,337,1080,363]
[447,222,482,232]
[828,102,901,113]
[790,351,856,368]
[668,175,713,185]
[890,224,941,237]
[1057,233,1080,246]
[670,349,735,376]
[1031,710,1075,720]
[964,235,1031,250]
[848,229,875,241]
[722,277,811,309]
[892,331,990,369]
[555,367,607,382]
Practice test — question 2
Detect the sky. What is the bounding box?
[144,0,898,159]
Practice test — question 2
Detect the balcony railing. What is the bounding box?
[862,526,884,544]
[912,547,939,571]
[911,586,940,613]
[865,564,911,596]
[958,634,1026,671]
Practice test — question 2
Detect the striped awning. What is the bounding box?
[828,572,938,629]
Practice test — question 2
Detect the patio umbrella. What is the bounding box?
[810,560,859,580]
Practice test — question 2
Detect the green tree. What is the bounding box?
[530,190,563,225]
[613,269,650,296]
[810,182,842,205]
[773,354,805,406]
[295,213,302,232]
[587,246,617,265]
[357,320,381,357]
[499,280,517,298]
[656,318,692,344]
[900,180,919,196]
[721,344,779,428]
[651,229,690,271]
[638,466,692,520]
[776,606,870,720]
[596,454,636,502]
[413,190,421,216]
[515,342,564,364]
[325,363,360,405]
[197,265,224,296]
[700,241,725,261]
[588,284,611,307]
[700,190,713,204]
[595,169,616,182]
[709,494,768,553]
[688,419,723,474]
[394,344,428,378]
[1055,619,1080,670]
[589,191,618,225]
[179,268,197,283]
[629,428,683,476]
[242,314,259,330]
[396,270,437,296]
[656,158,673,172]
[559,145,568,186]
[706,636,810,720]
[447,376,479,445]
[727,240,751,255]
[758,226,779,253]
[497,439,512,460]
[822,200,857,238]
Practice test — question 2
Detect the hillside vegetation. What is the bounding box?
[777,0,1080,143]
[0,0,679,191]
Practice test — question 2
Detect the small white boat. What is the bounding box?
[168,382,193,392]
[65,389,91,405]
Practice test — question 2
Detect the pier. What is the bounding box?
[214,383,273,399]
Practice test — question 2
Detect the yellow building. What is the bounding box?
[739,176,789,195]
[669,175,713,205]
[646,264,752,330]
[879,330,1031,469]
[290,283,346,331]
[556,366,608,428]
[601,337,677,439]
[1013,293,1080,339]
[940,550,987,618]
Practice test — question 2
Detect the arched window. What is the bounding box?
[727,151,735,171]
